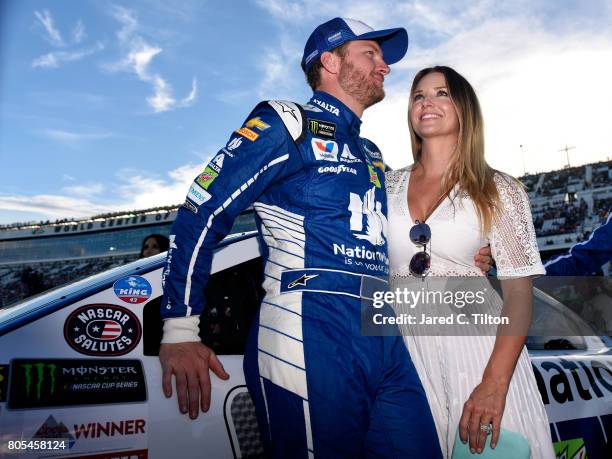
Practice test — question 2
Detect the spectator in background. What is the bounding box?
[139,234,169,259]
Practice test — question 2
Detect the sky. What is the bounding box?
[1,0,612,225]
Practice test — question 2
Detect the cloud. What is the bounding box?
[63,183,105,196]
[362,12,612,177]
[110,6,197,113]
[34,9,64,46]
[72,19,86,43]
[0,161,204,223]
[0,195,113,220]
[32,42,104,68]
[40,128,114,145]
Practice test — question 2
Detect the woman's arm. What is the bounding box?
[458,277,533,453]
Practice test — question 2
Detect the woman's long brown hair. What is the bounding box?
[408,66,503,234]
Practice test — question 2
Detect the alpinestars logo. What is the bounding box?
[348,187,388,246]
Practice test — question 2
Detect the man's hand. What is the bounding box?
[474,245,493,274]
[159,342,230,419]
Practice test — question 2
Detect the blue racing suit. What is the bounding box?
[161,91,441,458]
[544,210,612,275]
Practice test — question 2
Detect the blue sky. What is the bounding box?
[1,0,612,224]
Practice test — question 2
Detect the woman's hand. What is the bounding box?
[458,377,509,453]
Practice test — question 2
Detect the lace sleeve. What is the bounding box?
[489,173,545,277]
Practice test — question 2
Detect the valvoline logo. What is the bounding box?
[311,138,338,162]
[113,276,152,304]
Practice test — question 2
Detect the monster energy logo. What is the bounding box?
[309,119,336,139]
[23,363,56,400]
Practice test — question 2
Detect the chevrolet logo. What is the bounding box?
[287,274,319,289]
[246,117,270,131]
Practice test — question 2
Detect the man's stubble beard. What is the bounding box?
[338,59,385,110]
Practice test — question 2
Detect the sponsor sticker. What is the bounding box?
[7,359,147,409]
[181,200,198,214]
[32,415,76,448]
[73,418,146,439]
[227,137,243,151]
[309,119,336,140]
[196,166,219,189]
[327,31,342,43]
[372,160,385,172]
[235,127,259,141]
[187,182,211,206]
[311,138,339,162]
[246,116,270,131]
[317,165,357,175]
[367,164,381,188]
[64,304,142,357]
[0,364,7,402]
[113,276,152,304]
[363,144,382,160]
[312,98,340,116]
[340,144,361,163]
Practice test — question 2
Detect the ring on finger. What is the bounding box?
[479,423,493,435]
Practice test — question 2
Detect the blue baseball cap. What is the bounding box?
[301,17,408,71]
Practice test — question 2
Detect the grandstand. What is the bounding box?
[1,159,610,307]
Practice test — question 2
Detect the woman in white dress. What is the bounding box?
[385,66,555,458]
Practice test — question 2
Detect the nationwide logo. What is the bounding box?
[348,187,388,246]
[317,165,357,175]
[309,119,336,140]
[32,415,76,448]
[196,166,219,190]
[235,127,259,141]
[113,276,152,304]
[8,359,147,409]
[74,419,146,439]
[246,116,270,131]
[340,144,361,163]
[187,182,211,206]
[311,138,339,162]
[64,304,142,357]
[312,98,340,116]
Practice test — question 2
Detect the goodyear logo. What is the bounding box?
[246,117,270,131]
[235,127,259,141]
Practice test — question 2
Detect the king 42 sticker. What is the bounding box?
[113,276,152,304]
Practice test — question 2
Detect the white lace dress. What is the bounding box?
[386,166,555,458]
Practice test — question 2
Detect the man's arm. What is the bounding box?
[545,211,612,276]
[160,102,302,418]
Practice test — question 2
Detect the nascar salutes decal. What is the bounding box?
[64,304,142,356]
[311,138,339,162]
[309,119,336,140]
[113,276,152,304]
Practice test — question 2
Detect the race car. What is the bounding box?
[0,231,610,459]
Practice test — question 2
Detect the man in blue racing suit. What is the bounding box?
[160,17,442,457]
